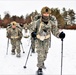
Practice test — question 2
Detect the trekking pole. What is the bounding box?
[30,44,32,56]
[61,38,64,75]
[20,41,25,53]
[6,38,9,55]
[23,44,32,68]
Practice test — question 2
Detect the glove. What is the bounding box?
[59,32,65,39]
[7,35,10,38]
[31,32,37,38]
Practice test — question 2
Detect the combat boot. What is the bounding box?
[16,53,21,58]
[11,50,15,55]
[37,68,43,75]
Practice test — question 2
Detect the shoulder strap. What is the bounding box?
[36,19,43,34]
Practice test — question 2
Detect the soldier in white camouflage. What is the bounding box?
[26,6,65,73]
[6,21,23,57]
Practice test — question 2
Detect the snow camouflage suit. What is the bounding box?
[6,22,23,55]
[27,17,60,69]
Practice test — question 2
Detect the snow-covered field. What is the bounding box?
[0,28,76,75]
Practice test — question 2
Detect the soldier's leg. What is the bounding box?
[44,42,49,61]
[36,40,47,71]
[37,49,44,68]
[11,40,16,55]
[16,40,21,57]
[37,41,49,69]
[37,46,45,69]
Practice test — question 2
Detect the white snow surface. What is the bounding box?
[0,28,76,75]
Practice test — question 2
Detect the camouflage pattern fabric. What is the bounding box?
[27,17,60,68]
[6,23,23,55]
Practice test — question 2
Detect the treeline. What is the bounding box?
[0,7,75,29]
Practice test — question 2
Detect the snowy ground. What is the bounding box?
[0,28,76,75]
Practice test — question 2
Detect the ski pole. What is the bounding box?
[30,44,32,56]
[23,44,32,68]
[6,38,9,55]
[61,38,64,75]
[20,41,25,53]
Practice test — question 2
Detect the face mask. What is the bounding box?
[42,15,49,22]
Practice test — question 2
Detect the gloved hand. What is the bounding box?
[31,32,37,38]
[59,32,65,39]
[7,35,10,38]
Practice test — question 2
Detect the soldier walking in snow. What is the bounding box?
[6,21,23,57]
[26,6,65,74]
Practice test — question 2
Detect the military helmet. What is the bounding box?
[41,6,51,14]
[11,21,17,26]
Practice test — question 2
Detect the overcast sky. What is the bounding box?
[0,0,76,18]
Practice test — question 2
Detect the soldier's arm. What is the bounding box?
[50,16,58,26]
[27,21,36,33]
[6,26,11,38]
[51,21,60,38]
